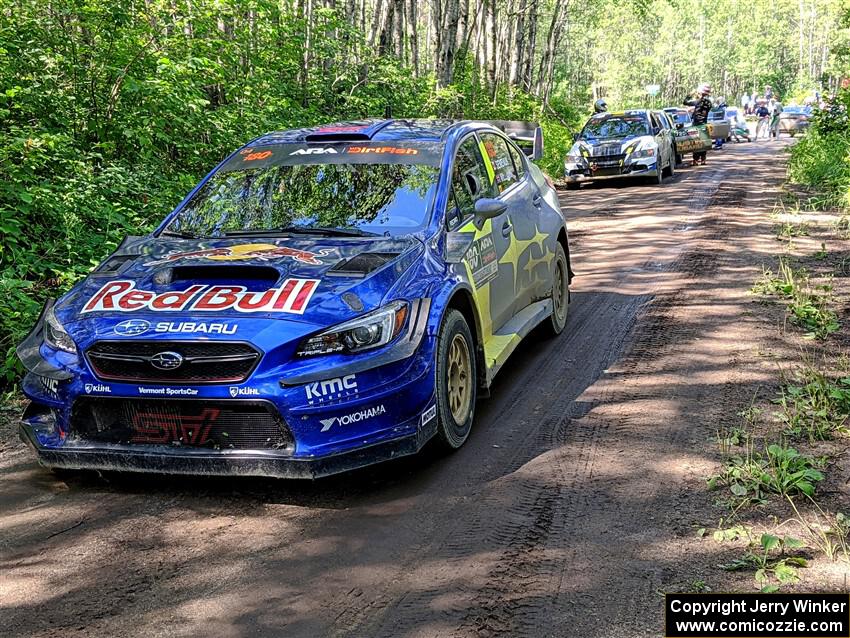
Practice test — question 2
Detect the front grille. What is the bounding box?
[86,341,261,384]
[70,397,294,451]
[595,143,623,156]
[589,153,625,163]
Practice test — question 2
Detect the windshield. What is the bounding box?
[669,111,690,125]
[163,143,442,238]
[580,115,649,140]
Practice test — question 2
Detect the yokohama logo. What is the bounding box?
[81,279,319,314]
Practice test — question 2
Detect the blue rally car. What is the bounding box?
[17,119,573,478]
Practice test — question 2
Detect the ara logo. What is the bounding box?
[84,383,111,394]
[305,374,357,404]
[229,386,259,398]
[319,404,386,432]
[289,147,338,155]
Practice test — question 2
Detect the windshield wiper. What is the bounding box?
[159,230,202,239]
[223,226,379,238]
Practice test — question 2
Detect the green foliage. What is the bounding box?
[708,438,825,504]
[776,366,850,441]
[789,90,850,214]
[718,531,807,592]
[751,258,840,340]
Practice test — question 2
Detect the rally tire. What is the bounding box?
[664,147,675,178]
[434,310,477,450]
[652,165,663,185]
[540,243,570,338]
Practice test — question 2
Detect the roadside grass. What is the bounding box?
[787,496,850,563]
[706,122,850,591]
[751,258,840,340]
[708,436,825,505]
[775,220,811,240]
[717,531,808,593]
[774,364,850,441]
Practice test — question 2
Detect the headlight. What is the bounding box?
[631,148,656,159]
[566,154,583,163]
[43,305,77,354]
[297,301,409,356]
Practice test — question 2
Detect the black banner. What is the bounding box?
[665,593,850,637]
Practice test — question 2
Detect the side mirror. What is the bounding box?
[572,132,579,142]
[675,122,684,130]
[474,198,507,220]
[652,126,661,136]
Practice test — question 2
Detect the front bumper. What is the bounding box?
[565,161,658,183]
[20,415,436,479]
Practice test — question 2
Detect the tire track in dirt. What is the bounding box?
[448,162,738,637]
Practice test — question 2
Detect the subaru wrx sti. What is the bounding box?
[18,119,573,478]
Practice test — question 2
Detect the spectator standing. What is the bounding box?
[684,83,713,165]
[755,102,770,139]
[770,100,783,138]
[741,93,750,113]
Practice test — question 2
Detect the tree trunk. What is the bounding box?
[406,0,419,76]
[436,0,460,87]
[484,0,496,95]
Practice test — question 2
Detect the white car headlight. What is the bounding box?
[631,147,656,159]
[566,154,583,163]
[297,301,409,356]
[43,305,77,354]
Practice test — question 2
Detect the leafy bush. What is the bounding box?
[788,90,850,213]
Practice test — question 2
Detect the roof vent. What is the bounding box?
[304,120,394,143]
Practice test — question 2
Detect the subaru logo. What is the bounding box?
[114,319,150,336]
[150,351,183,370]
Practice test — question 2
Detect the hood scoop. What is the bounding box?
[327,253,399,278]
[163,265,281,284]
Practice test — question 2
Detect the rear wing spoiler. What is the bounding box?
[486,120,544,162]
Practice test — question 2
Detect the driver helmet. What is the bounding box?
[594,99,608,113]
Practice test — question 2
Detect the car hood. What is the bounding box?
[572,135,656,154]
[55,235,423,338]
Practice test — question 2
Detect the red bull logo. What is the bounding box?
[148,243,331,266]
[81,279,320,315]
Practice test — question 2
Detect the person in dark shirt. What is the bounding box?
[684,83,712,165]
[755,103,770,139]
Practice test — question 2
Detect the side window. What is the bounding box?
[507,142,527,181]
[478,132,519,193]
[449,136,494,227]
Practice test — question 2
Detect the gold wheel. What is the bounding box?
[553,257,567,325]
[447,333,472,424]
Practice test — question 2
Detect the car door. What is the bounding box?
[477,131,549,313]
[450,134,516,333]
[650,112,670,168]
